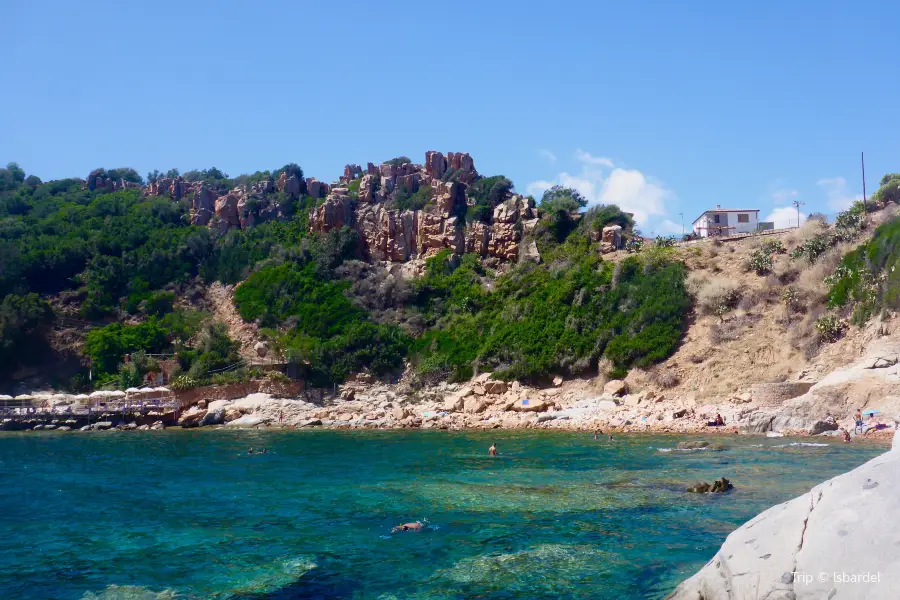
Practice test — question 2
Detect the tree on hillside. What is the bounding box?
[466,176,513,223]
[539,186,587,216]
[584,204,635,233]
[539,186,587,243]
[275,163,304,181]
[384,156,412,166]
[874,173,900,205]
[0,162,26,192]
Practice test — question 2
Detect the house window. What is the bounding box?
[713,214,721,224]
[738,214,749,223]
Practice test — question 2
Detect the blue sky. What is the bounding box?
[3,0,898,234]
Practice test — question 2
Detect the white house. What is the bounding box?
[691,206,760,238]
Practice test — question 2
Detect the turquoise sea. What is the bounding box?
[0,430,884,600]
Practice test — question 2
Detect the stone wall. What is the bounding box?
[748,382,816,408]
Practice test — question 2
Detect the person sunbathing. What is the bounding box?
[392,521,424,533]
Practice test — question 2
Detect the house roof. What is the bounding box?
[691,208,760,225]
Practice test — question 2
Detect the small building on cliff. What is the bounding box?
[691,206,760,238]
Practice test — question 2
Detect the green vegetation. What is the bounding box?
[749,239,785,275]
[538,186,587,242]
[583,204,634,233]
[465,176,513,223]
[409,237,690,382]
[827,216,900,324]
[0,293,54,378]
[383,156,411,166]
[235,261,409,385]
[394,184,432,212]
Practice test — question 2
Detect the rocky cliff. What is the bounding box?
[140,151,540,265]
[310,151,540,262]
[667,430,900,600]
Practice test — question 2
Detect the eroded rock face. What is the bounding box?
[215,192,242,230]
[307,179,330,199]
[192,184,217,226]
[311,195,355,233]
[600,225,623,253]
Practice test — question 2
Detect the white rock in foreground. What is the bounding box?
[668,432,900,599]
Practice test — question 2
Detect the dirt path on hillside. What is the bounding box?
[207,282,261,359]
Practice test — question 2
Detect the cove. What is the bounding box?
[0,430,884,599]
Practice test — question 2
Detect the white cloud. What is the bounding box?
[656,219,685,235]
[817,177,862,212]
[575,149,614,168]
[538,149,557,163]
[526,151,674,226]
[771,188,799,203]
[765,206,806,227]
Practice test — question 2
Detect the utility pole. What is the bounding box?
[861,151,867,212]
[792,200,805,228]
[678,212,684,237]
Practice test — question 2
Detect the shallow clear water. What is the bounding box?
[0,430,884,599]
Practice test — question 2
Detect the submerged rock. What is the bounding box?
[686,478,733,494]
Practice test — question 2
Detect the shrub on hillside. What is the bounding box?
[693,276,741,318]
[648,366,679,388]
[815,315,846,342]
[410,237,690,381]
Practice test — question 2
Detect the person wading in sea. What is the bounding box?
[489,443,497,456]
[392,521,424,533]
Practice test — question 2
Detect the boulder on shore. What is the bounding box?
[669,431,900,599]
[603,379,627,396]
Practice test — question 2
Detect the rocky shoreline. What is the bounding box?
[6,340,899,441]
[667,430,900,599]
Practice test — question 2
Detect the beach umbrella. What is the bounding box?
[89,390,112,399]
[0,395,12,401]
[14,395,35,401]
[108,390,126,398]
[863,409,881,416]
[125,387,141,397]
[74,394,90,401]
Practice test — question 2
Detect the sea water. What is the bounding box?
[0,430,884,599]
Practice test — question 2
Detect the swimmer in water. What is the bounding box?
[248,447,254,454]
[489,443,497,456]
[392,521,424,533]
[608,434,614,441]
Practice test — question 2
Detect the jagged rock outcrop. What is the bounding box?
[309,151,538,264]
[277,172,305,198]
[341,164,363,183]
[600,225,623,253]
[191,184,217,226]
[306,178,329,199]
[667,432,900,600]
[86,170,141,193]
[214,192,242,231]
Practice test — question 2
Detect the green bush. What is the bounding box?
[750,248,774,274]
[815,315,846,342]
[235,262,409,384]
[827,216,900,324]
[84,320,170,375]
[394,184,431,212]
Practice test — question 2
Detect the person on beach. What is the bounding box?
[854,409,863,434]
[392,521,424,533]
[489,443,497,456]
[841,428,852,443]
